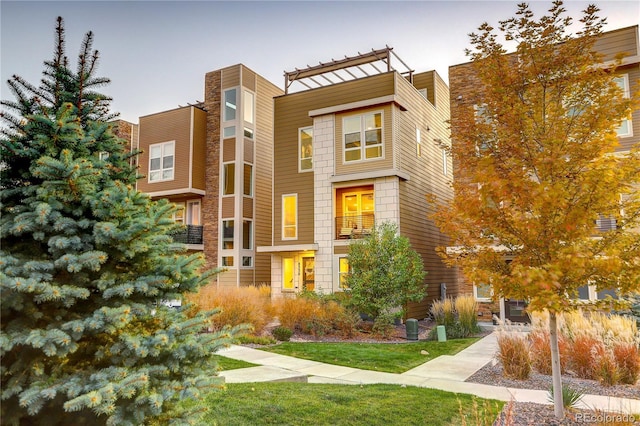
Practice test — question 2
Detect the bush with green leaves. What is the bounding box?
[272,326,293,342]
[0,17,241,425]
[345,222,427,332]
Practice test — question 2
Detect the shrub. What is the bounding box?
[593,344,620,386]
[496,332,531,380]
[275,295,359,338]
[195,285,273,334]
[529,329,568,375]
[547,384,584,409]
[431,298,456,328]
[272,326,293,342]
[567,335,600,380]
[455,294,481,337]
[613,342,640,385]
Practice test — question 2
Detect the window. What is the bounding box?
[243,164,253,196]
[282,194,297,240]
[299,127,313,172]
[173,202,185,223]
[614,74,632,137]
[244,127,254,139]
[223,126,235,138]
[242,256,253,267]
[418,88,428,99]
[339,257,350,289]
[224,88,236,121]
[186,200,200,225]
[343,112,383,162]
[474,283,492,301]
[222,220,234,249]
[223,163,235,195]
[222,256,234,267]
[283,258,294,290]
[242,220,252,250]
[244,90,254,124]
[149,141,174,182]
[416,128,421,157]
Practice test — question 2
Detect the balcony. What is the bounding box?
[172,224,204,245]
[596,216,617,232]
[335,214,375,240]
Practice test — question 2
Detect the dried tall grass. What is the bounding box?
[496,331,531,380]
[195,284,274,334]
[455,294,480,337]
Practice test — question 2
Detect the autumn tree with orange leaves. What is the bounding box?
[435,1,639,419]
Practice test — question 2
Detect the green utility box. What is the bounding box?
[437,325,447,342]
[406,318,419,340]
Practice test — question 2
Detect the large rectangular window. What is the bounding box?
[243,164,253,196]
[224,88,237,121]
[299,127,313,172]
[343,112,383,162]
[149,141,174,182]
[223,163,235,195]
[282,194,297,240]
[338,257,350,289]
[614,74,632,137]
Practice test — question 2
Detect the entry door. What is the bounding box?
[283,258,294,291]
[302,257,314,291]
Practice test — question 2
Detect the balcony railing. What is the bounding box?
[596,216,617,232]
[335,214,375,240]
[172,224,204,245]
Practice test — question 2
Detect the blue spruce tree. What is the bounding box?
[1,17,239,425]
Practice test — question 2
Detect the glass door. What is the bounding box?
[302,257,314,291]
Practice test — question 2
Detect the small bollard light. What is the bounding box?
[406,318,419,340]
[437,325,447,342]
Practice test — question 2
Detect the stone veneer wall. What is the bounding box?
[313,114,335,294]
[202,71,222,274]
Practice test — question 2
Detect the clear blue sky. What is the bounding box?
[2,1,638,123]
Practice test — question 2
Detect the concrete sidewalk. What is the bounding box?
[217,333,640,415]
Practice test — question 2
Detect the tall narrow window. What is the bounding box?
[186,200,200,225]
[223,163,235,195]
[243,164,253,196]
[243,220,253,250]
[614,74,632,137]
[299,127,313,172]
[282,194,297,240]
[149,141,174,182]
[343,112,382,162]
[244,90,254,124]
[224,88,237,121]
[339,257,350,289]
[222,220,234,249]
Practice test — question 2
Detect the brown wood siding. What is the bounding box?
[137,107,193,194]
[593,26,638,62]
[254,70,283,284]
[244,138,254,162]
[221,65,240,89]
[409,71,436,106]
[333,245,349,255]
[223,138,236,162]
[221,196,234,218]
[334,104,394,175]
[242,67,257,92]
[394,74,458,319]
[243,197,253,219]
[239,269,255,286]
[192,108,207,190]
[219,270,238,288]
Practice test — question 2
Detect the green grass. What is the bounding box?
[260,338,480,373]
[202,382,503,426]
[213,355,257,371]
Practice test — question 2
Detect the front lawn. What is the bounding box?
[260,338,480,373]
[202,382,503,426]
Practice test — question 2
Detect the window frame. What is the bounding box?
[148,141,175,183]
[282,193,298,240]
[614,74,633,138]
[298,126,313,172]
[224,88,237,122]
[474,282,492,302]
[243,163,253,197]
[343,111,384,163]
[223,162,235,195]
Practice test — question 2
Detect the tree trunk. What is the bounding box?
[549,311,564,419]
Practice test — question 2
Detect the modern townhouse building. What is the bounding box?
[448,25,639,322]
[137,65,282,287]
[256,48,457,318]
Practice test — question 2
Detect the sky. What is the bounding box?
[1,1,639,123]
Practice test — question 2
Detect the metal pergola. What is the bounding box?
[283,46,414,94]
